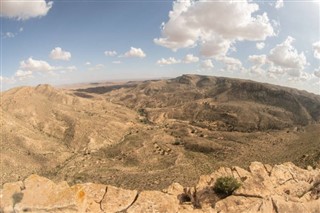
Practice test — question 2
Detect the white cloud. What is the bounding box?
[248,55,267,75]
[1,27,24,39]
[4,32,15,38]
[201,59,214,70]
[10,57,77,82]
[88,64,105,72]
[58,66,77,73]
[156,54,199,65]
[268,36,307,71]
[217,56,243,71]
[250,66,265,75]
[183,54,199,63]
[68,66,77,71]
[50,47,71,61]
[275,0,284,9]
[85,62,91,66]
[248,37,309,79]
[104,50,117,56]
[19,57,54,73]
[124,47,146,58]
[256,42,265,50]
[112,61,122,64]
[0,0,53,20]
[312,41,320,59]
[154,0,274,57]
[157,57,180,65]
[14,70,33,80]
[248,54,267,65]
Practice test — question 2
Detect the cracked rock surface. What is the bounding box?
[1,162,319,213]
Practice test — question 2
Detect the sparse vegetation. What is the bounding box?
[172,140,182,145]
[184,142,214,153]
[138,108,147,116]
[213,176,241,196]
[139,118,149,124]
[1,75,320,191]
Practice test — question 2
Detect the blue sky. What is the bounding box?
[1,0,319,94]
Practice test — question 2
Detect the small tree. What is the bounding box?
[213,176,241,196]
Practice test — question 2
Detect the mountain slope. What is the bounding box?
[93,74,320,132]
[1,75,319,190]
[1,84,138,184]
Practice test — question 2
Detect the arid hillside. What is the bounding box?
[87,74,320,132]
[1,75,320,191]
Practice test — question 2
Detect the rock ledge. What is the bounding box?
[1,162,319,213]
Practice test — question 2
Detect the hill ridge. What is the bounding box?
[1,74,319,194]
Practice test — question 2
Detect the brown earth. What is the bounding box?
[1,162,319,212]
[1,74,319,191]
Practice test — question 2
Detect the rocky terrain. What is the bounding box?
[1,162,319,212]
[1,75,320,191]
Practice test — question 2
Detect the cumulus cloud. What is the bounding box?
[157,54,200,65]
[256,42,265,50]
[13,57,76,81]
[248,55,267,65]
[268,36,306,71]
[14,70,33,80]
[0,0,53,20]
[85,62,91,66]
[183,54,199,63]
[201,59,214,70]
[19,57,54,73]
[104,50,117,56]
[247,37,309,79]
[275,0,284,9]
[157,57,180,65]
[124,47,146,58]
[312,41,320,59]
[154,0,274,57]
[217,56,243,71]
[248,55,267,75]
[50,47,71,61]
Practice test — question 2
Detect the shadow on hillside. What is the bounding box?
[75,84,136,94]
[73,92,94,99]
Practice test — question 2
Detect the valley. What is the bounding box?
[1,75,319,190]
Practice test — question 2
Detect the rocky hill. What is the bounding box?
[1,162,319,213]
[1,75,319,193]
[95,74,320,132]
[1,84,138,184]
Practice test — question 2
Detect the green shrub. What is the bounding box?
[139,118,149,124]
[138,108,146,116]
[213,176,241,196]
[172,140,182,145]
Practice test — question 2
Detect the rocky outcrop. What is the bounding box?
[1,162,319,213]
